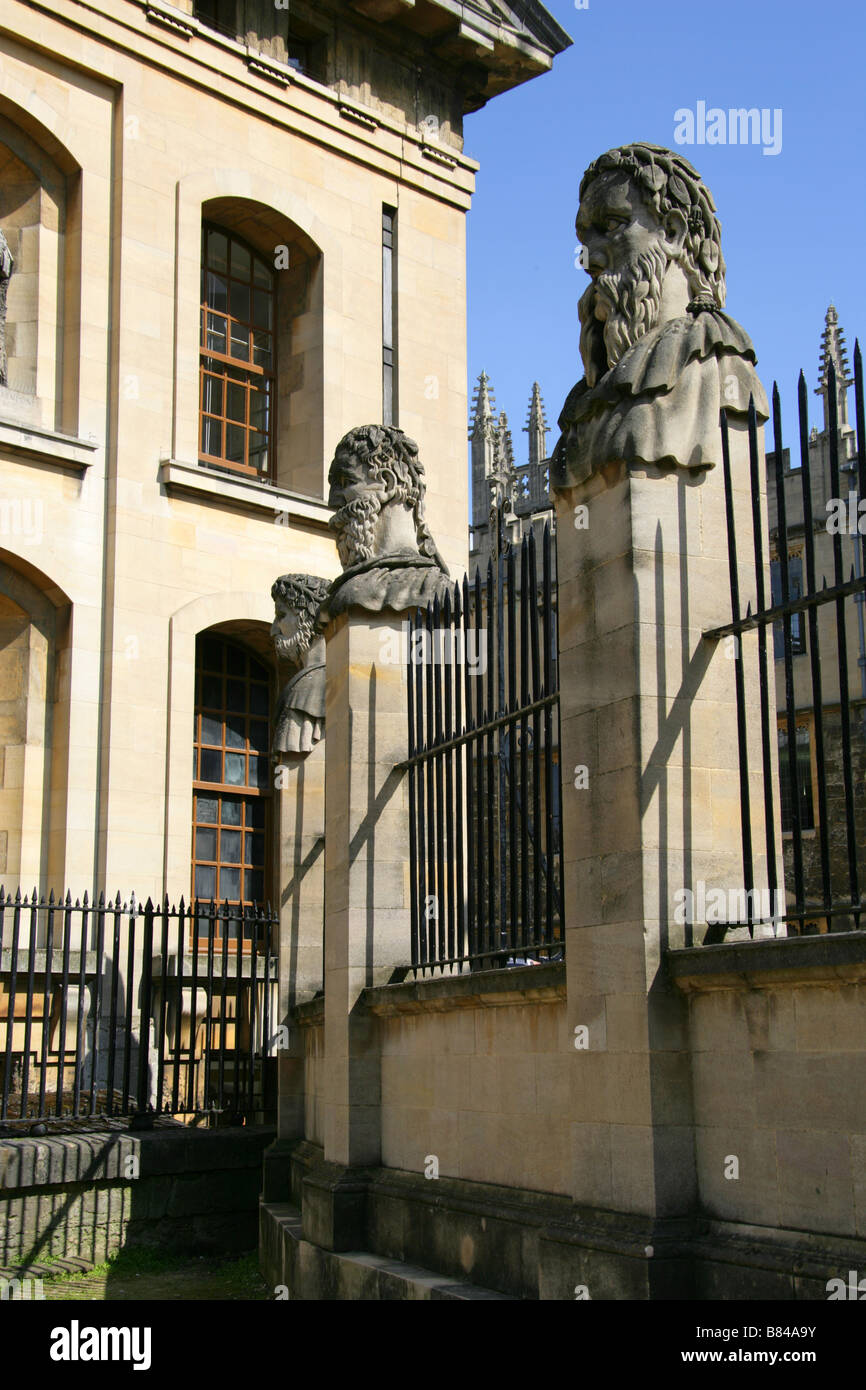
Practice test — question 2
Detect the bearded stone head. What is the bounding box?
[327,424,446,572]
[270,573,331,667]
[575,143,726,387]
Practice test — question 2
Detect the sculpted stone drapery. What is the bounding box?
[319,424,451,623]
[270,573,331,755]
[550,142,769,489]
[0,229,13,388]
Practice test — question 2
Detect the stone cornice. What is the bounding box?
[11,0,478,211]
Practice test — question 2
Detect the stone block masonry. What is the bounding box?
[0,1125,274,1268]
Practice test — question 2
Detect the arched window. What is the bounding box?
[200,224,275,480]
[192,634,272,919]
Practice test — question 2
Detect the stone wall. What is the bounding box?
[373,969,570,1195]
[261,939,866,1298]
[671,938,866,1245]
[0,1125,274,1268]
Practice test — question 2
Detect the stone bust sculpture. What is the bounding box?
[551,142,768,488]
[0,229,14,388]
[319,424,450,622]
[270,573,331,755]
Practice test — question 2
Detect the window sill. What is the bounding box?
[0,411,98,472]
[159,457,332,529]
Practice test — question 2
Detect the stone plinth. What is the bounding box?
[553,417,782,1286]
[321,610,412,1172]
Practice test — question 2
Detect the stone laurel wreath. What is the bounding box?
[271,572,331,617]
[580,142,726,311]
[271,573,332,641]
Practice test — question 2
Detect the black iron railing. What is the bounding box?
[0,889,278,1127]
[400,525,563,974]
[705,345,866,935]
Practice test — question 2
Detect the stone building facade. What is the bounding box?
[766,306,866,931]
[468,370,554,581]
[0,0,569,913]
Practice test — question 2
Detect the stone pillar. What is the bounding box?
[299,609,410,1247]
[274,743,326,1139]
[551,421,782,1297]
[322,610,410,1165]
[261,744,327,1199]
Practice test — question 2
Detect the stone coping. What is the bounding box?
[0,1124,276,1191]
[288,964,566,1026]
[159,458,333,528]
[151,952,277,981]
[667,930,866,991]
[362,962,566,1016]
[0,948,97,974]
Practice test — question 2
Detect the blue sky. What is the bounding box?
[463,0,866,467]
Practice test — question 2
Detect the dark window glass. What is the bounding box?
[199,223,275,479]
[192,634,273,928]
[778,724,815,832]
[771,555,806,660]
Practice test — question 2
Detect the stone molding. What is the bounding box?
[144,0,196,39]
[668,930,866,991]
[361,961,566,1015]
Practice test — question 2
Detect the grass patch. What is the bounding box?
[41,1249,268,1301]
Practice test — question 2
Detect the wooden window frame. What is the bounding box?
[199,222,276,483]
[382,205,397,426]
[191,635,273,944]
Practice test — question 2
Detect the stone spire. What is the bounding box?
[816,303,853,432]
[523,381,548,467]
[497,409,515,476]
[470,370,495,439]
[470,370,499,530]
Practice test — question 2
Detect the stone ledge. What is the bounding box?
[293,994,324,1028]
[0,948,97,974]
[667,931,866,991]
[0,416,99,471]
[144,0,196,38]
[158,458,332,528]
[361,961,566,1015]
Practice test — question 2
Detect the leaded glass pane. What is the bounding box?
[224,752,246,785]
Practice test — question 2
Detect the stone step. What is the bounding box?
[264,1202,514,1300]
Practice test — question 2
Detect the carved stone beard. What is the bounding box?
[273,612,315,668]
[330,493,382,568]
[578,241,669,388]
